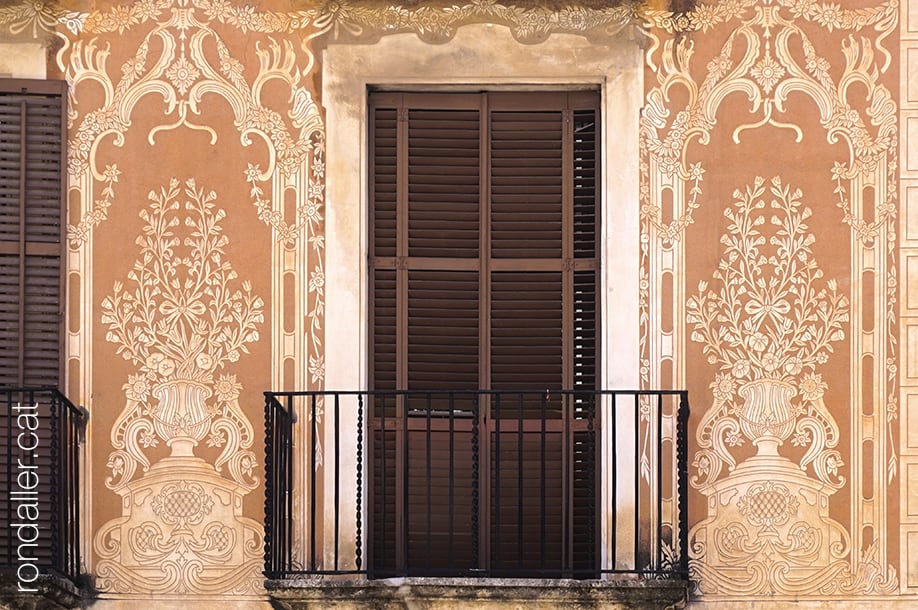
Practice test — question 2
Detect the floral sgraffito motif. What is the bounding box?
[101,178,263,488]
[687,176,848,487]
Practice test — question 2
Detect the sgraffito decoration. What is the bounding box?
[94,178,265,594]
[639,0,899,597]
[686,176,864,594]
[28,0,323,590]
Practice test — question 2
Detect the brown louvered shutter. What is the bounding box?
[0,81,66,573]
[370,91,599,576]
[0,80,66,388]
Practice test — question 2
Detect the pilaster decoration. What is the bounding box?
[639,0,899,598]
[39,0,322,584]
[95,178,265,594]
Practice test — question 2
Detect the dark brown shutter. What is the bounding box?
[0,80,66,388]
[370,91,599,577]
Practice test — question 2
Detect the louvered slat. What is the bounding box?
[573,110,598,259]
[573,270,597,392]
[408,109,480,258]
[372,107,398,258]
[23,255,61,387]
[407,271,479,390]
[491,272,563,393]
[372,270,397,393]
[490,111,563,259]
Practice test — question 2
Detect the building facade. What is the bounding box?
[0,0,916,607]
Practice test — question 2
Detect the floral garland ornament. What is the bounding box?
[94,178,265,595]
[686,177,894,596]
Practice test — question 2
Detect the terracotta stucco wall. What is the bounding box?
[1,0,916,605]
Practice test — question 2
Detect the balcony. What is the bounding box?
[263,389,690,608]
[0,387,86,609]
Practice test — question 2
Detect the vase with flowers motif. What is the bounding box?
[151,379,213,457]
[736,378,797,456]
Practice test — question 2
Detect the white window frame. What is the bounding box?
[322,24,643,572]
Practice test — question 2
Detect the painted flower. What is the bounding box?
[760,351,780,373]
[214,374,242,403]
[146,352,166,371]
[695,454,711,477]
[689,4,719,32]
[800,372,827,402]
[748,332,768,352]
[825,452,842,476]
[791,431,810,447]
[784,355,803,376]
[309,270,325,293]
[711,373,734,401]
[750,55,786,94]
[165,55,201,96]
[158,357,176,377]
[310,355,325,384]
[732,359,751,379]
[196,352,214,371]
[140,430,158,448]
[812,3,843,30]
[207,430,226,448]
[558,7,590,30]
[124,374,150,402]
[109,455,125,477]
[724,430,743,447]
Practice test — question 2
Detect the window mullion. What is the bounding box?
[479,92,491,393]
[396,97,409,392]
[562,100,574,390]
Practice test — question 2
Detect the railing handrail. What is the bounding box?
[266,388,689,396]
[264,387,690,581]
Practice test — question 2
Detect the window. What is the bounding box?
[369,90,600,575]
[0,79,67,574]
[0,80,66,388]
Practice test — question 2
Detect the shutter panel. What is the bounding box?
[407,422,475,573]
[372,270,397,392]
[573,270,597,390]
[0,81,65,388]
[408,108,480,258]
[23,254,62,387]
[490,110,563,259]
[573,109,598,259]
[407,271,479,390]
[490,271,563,393]
[372,106,398,259]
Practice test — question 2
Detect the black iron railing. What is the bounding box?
[264,389,688,581]
[0,387,85,584]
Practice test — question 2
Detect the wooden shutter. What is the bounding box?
[370,90,599,576]
[0,80,66,388]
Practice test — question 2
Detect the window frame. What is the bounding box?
[321,24,644,573]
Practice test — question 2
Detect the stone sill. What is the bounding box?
[0,572,85,609]
[267,576,689,609]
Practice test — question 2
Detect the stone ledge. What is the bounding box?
[267,576,689,609]
[0,572,85,610]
